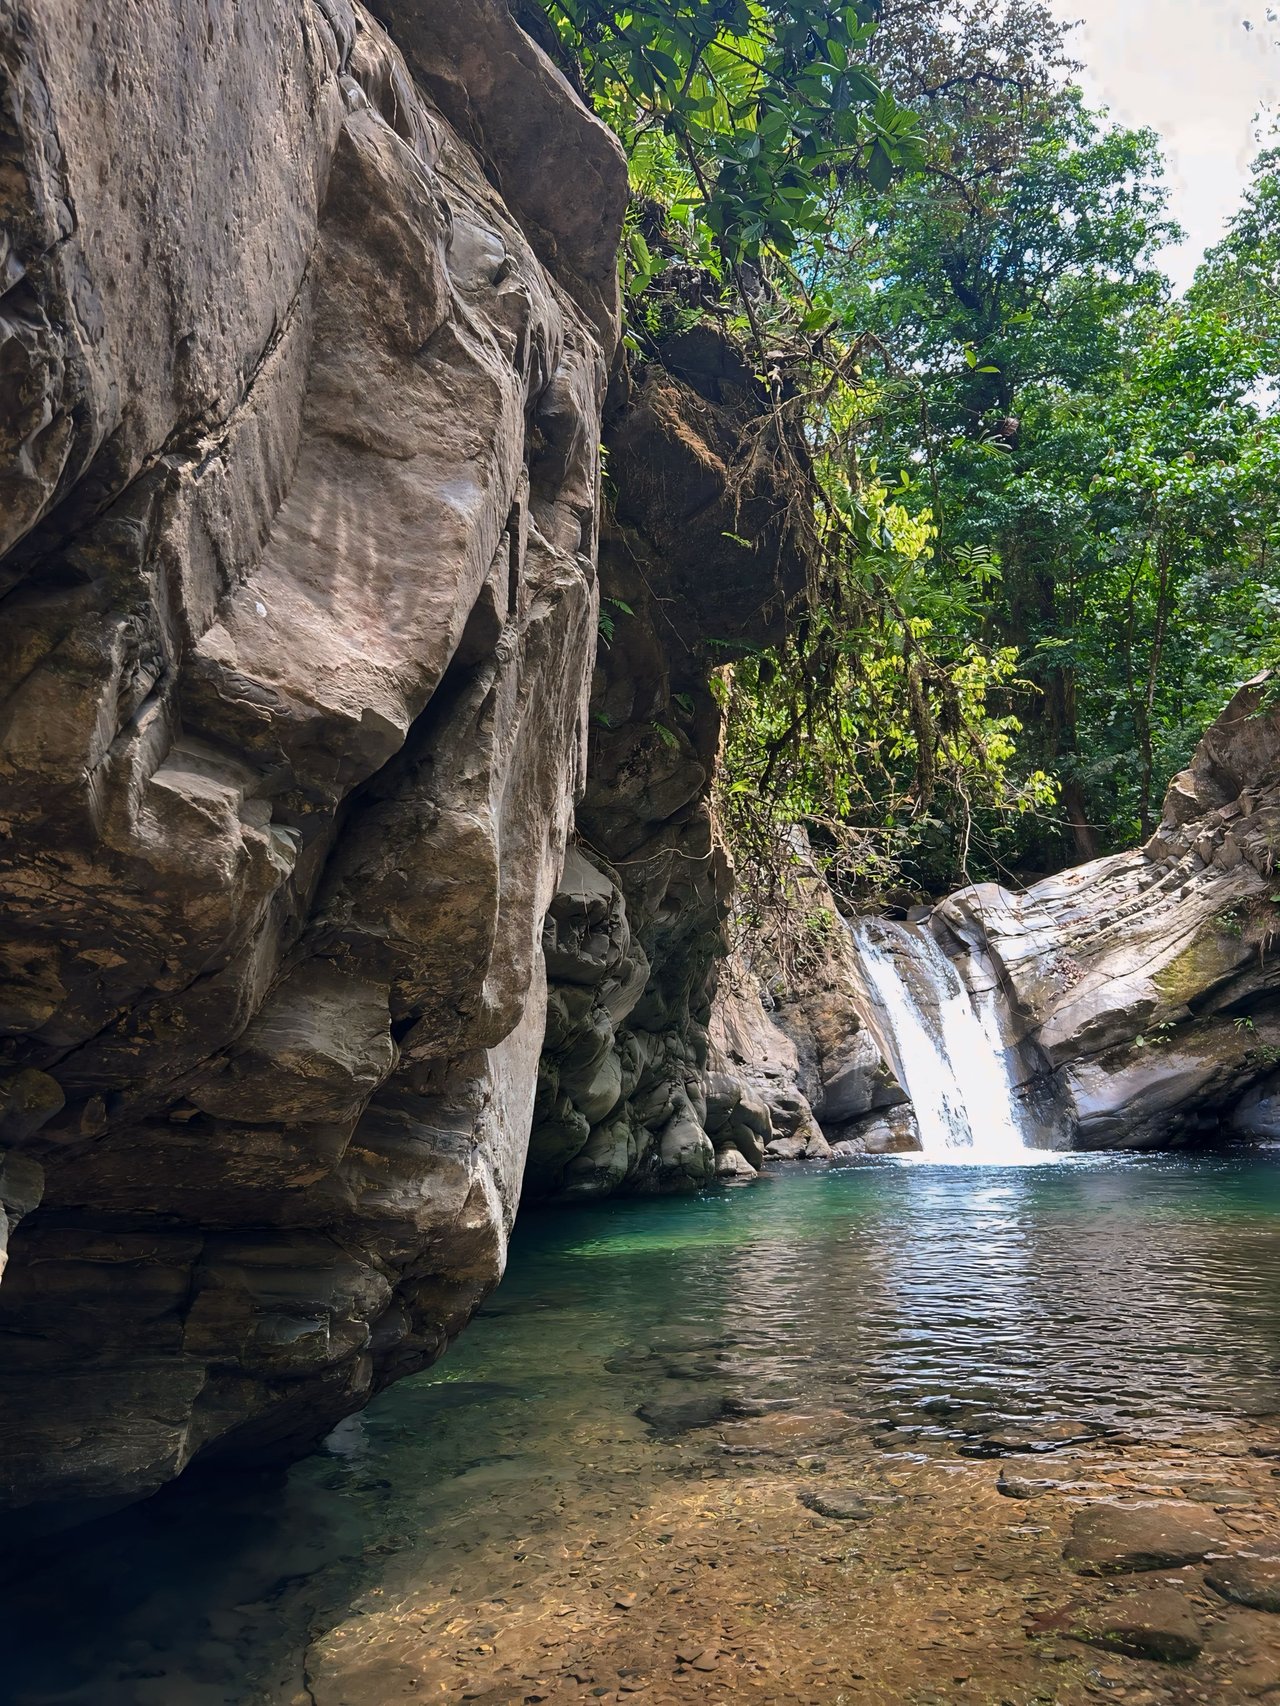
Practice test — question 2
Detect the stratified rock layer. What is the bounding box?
[0,0,625,1530]
[934,676,1280,1149]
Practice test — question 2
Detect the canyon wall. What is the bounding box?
[528,328,818,1197]
[0,0,625,1532]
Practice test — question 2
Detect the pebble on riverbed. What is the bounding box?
[959,1419,1108,1458]
[997,1472,1057,1500]
[798,1489,876,1522]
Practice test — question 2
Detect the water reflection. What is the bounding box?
[7,1151,1280,1703]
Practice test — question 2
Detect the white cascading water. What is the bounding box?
[852,920,1032,1163]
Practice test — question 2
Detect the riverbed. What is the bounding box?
[9,1152,1280,1704]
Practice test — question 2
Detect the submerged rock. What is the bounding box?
[1206,1555,1280,1613]
[799,1488,876,1522]
[1064,1504,1228,1575]
[997,1473,1056,1499]
[636,1395,730,1436]
[1072,1587,1204,1662]
[960,1420,1103,1457]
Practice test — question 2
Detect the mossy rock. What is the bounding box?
[1153,931,1251,1007]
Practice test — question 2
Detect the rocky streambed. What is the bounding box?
[10,1155,1280,1705]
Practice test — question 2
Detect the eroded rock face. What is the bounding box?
[933,677,1280,1149]
[707,834,909,1164]
[0,0,624,1530]
[527,331,817,1197]
[710,966,826,1165]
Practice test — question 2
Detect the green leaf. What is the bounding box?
[866,139,894,193]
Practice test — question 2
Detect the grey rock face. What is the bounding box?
[934,676,1280,1151]
[0,0,624,1530]
[527,330,817,1198]
[707,837,912,1166]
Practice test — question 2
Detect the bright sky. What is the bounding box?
[1053,0,1280,288]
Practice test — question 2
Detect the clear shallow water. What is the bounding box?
[9,1151,1280,1703]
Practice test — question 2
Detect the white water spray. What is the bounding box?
[852,920,1033,1164]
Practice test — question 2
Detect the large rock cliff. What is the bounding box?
[0,0,625,1532]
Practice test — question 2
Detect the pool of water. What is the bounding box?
[9,1150,1280,1703]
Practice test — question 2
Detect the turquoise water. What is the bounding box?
[9,1151,1280,1702]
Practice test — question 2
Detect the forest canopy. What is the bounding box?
[529,0,1280,901]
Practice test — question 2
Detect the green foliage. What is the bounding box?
[597,595,637,645]
[719,469,1057,898]
[547,0,1280,904]
[1134,1022,1176,1050]
[810,15,1280,866]
[540,0,922,272]
[1195,141,1280,363]
[1219,907,1246,941]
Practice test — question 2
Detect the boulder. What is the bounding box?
[714,1144,759,1182]
[827,1105,922,1156]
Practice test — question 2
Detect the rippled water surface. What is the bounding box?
[10,1151,1280,1702]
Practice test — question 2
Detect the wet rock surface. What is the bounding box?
[1207,1554,1280,1613]
[129,1410,1280,1704]
[1071,1586,1205,1662]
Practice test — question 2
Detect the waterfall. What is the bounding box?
[851,919,1033,1163]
